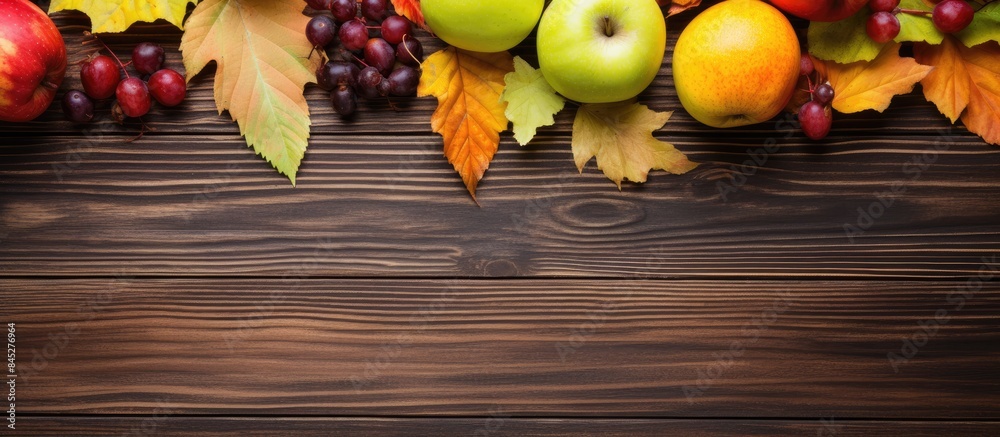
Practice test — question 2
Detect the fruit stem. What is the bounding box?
[126,118,152,143]
[352,54,370,68]
[85,31,131,79]
[400,35,421,68]
[897,8,932,16]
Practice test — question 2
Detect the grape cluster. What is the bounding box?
[305,0,423,117]
[866,0,975,43]
[797,55,834,141]
[63,40,186,124]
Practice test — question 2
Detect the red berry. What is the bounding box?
[80,55,121,100]
[115,77,152,118]
[380,16,412,45]
[933,0,974,33]
[132,42,165,76]
[148,69,187,107]
[867,11,901,44]
[799,101,832,141]
[870,0,900,13]
[799,54,814,77]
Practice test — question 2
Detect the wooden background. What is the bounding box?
[2,1,999,435]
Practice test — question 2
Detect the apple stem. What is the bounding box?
[85,32,130,79]
[897,8,932,16]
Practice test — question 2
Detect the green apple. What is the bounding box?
[536,0,666,103]
[420,0,544,53]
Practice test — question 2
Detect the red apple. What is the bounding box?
[0,0,67,122]
[769,0,868,21]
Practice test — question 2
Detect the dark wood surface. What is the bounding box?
[2,1,999,435]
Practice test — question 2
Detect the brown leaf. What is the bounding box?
[667,0,702,16]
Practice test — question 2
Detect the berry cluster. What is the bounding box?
[304,0,423,117]
[63,38,186,125]
[867,0,975,44]
[797,55,835,141]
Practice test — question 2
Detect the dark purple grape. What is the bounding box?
[319,61,360,90]
[364,38,396,76]
[360,0,387,21]
[933,0,974,34]
[148,69,187,107]
[115,77,152,118]
[396,38,423,67]
[132,43,165,76]
[799,54,814,77]
[339,20,369,52]
[380,15,412,45]
[62,90,94,123]
[813,83,835,107]
[306,15,337,49]
[80,55,121,100]
[331,85,358,116]
[387,66,420,96]
[330,0,357,23]
[306,0,332,10]
[869,0,899,13]
[377,77,392,97]
[357,66,384,100]
[866,12,900,44]
[799,101,832,141]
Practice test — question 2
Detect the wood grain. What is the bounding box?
[1,133,998,278]
[16,417,1000,436]
[6,279,999,417]
[3,3,1000,432]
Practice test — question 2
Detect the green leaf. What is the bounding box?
[956,2,1000,48]
[894,0,945,44]
[499,57,565,146]
[180,0,322,185]
[572,101,697,189]
[808,6,883,63]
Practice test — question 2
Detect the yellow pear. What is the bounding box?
[673,0,800,128]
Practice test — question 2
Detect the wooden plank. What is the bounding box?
[5,279,999,417]
[16,417,1000,436]
[1,134,998,278]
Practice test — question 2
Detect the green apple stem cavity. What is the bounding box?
[537,0,666,104]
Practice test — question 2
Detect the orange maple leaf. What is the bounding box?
[418,48,514,201]
[914,38,1000,145]
[667,0,702,16]
[391,0,426,30]
[813,43,933,114]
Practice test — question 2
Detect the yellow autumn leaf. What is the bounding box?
[499,56,565,146]
[49,0,197,33]
[418,47,514,201]
[915,38,1000,145]
[181,0,322,185]
[573,101,697,189]
[814,43,933,114]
